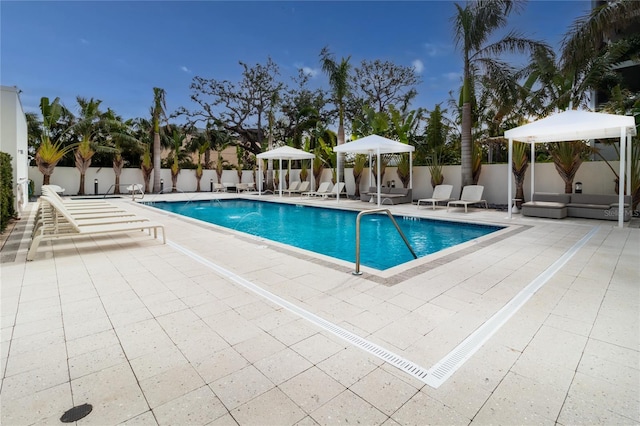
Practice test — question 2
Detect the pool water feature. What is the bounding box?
[147,199,503,271]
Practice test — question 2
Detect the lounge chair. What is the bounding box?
[323,182,346,199]
[47,184,65,195]
[288,181,310,195]
[28,195,165,261]
[212,183,225,192]
[126,183,144,194]
[417,184,454,210]
[282,181,300,196]
[33,196,150,237]
[302,182,332,197]
[447,185,488,213]
[236,183,249,193]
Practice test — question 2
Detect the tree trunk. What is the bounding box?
[79,173,86,195]
[461,102,473,188]
[337,121,345,183]
[153,131,161,193]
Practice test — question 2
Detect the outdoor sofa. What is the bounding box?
[522,192,631,221]
[360,186,412,205]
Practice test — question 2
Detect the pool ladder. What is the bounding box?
[353,208,417,275]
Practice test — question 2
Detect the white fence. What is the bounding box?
[29,160,621,205]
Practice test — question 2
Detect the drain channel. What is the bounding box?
[168,225,598,388]
[424,226,600,388]
[168,240,432,384]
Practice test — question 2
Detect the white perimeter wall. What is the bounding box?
[1,86,29,216]
[30,160,621,205]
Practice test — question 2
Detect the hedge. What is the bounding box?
[0,152,16,233]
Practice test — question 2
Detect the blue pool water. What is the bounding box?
[147,199,503,270]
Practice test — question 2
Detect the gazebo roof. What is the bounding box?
[256,146,315,160]
[334,135,414,154]
[504,110,636,143]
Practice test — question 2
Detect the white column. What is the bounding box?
[508,138,513,219]
[530,142,535,200]
[618,128,626,227]
[377,149,381,207]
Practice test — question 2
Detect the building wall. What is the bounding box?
[0,86,29,217]
[29,161,621,206]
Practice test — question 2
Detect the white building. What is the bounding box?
[0,85,29,218]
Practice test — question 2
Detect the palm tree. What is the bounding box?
[151,88,167,193]
[452,0,548,187]
[141,144,153,193]
[189,132,210,192]
[35,97,75,185]
[169,130,185,192]
[72,97,115,195]
[512,141,529,206]
[320,46,351,183]
[74,136,96,195]
[36,136,74,185]
[548,141,591,194]
[351,154,367,198]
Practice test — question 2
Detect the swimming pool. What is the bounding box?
[147,199,503,270]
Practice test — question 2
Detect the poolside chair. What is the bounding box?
[282,181,300,196]
[46,184,65,195]
[33,196,149,237]
[212,183,225,192]
[236,183,249,193]
[287,181,310,195]
[302,181,332,197]
[447,185,488,213]
[28,195,165,261]
[323,182,346,199]
[126,183,144,194]
[417,184,454,210]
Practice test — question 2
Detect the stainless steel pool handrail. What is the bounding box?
[353,208,417,275]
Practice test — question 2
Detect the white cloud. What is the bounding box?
[412,59,424,74]
[80,38,89,45]
[302,66,319,77]
[180,66,191,73]
[444,72,462,81]
[424,42,438,57]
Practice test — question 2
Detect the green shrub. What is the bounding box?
[0,152,16,232]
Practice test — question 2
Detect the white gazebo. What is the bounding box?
[334,135,415,206]
[504,110,636,227]
[256,146,315,196]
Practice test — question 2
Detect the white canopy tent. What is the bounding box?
[256,146,315,196]
[504,110,636,227]
[334,135,415,206]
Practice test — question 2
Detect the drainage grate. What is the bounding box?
[169,225,598,389]
[424,226,599,388]
[168,241,433,384]
[60,404,92,422]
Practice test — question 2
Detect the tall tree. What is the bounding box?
[34,97,75,185]
[176,57,283,156]
[452,0,547,187]
[151,87,167,193]
[320,46,352,183]
[350,59,421,113]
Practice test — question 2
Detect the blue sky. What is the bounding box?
[1,1,591,124]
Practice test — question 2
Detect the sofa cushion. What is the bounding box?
[531,193,571,204]
[570,193,617,205]
[567,203,609,210]
[389,187,408,195]
[522,201,566,209]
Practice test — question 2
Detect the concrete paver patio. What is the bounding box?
[1,193,638,425]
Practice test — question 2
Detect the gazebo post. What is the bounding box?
[618,127,626,227]
[508,138,513,219]
[530,142,535,201]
